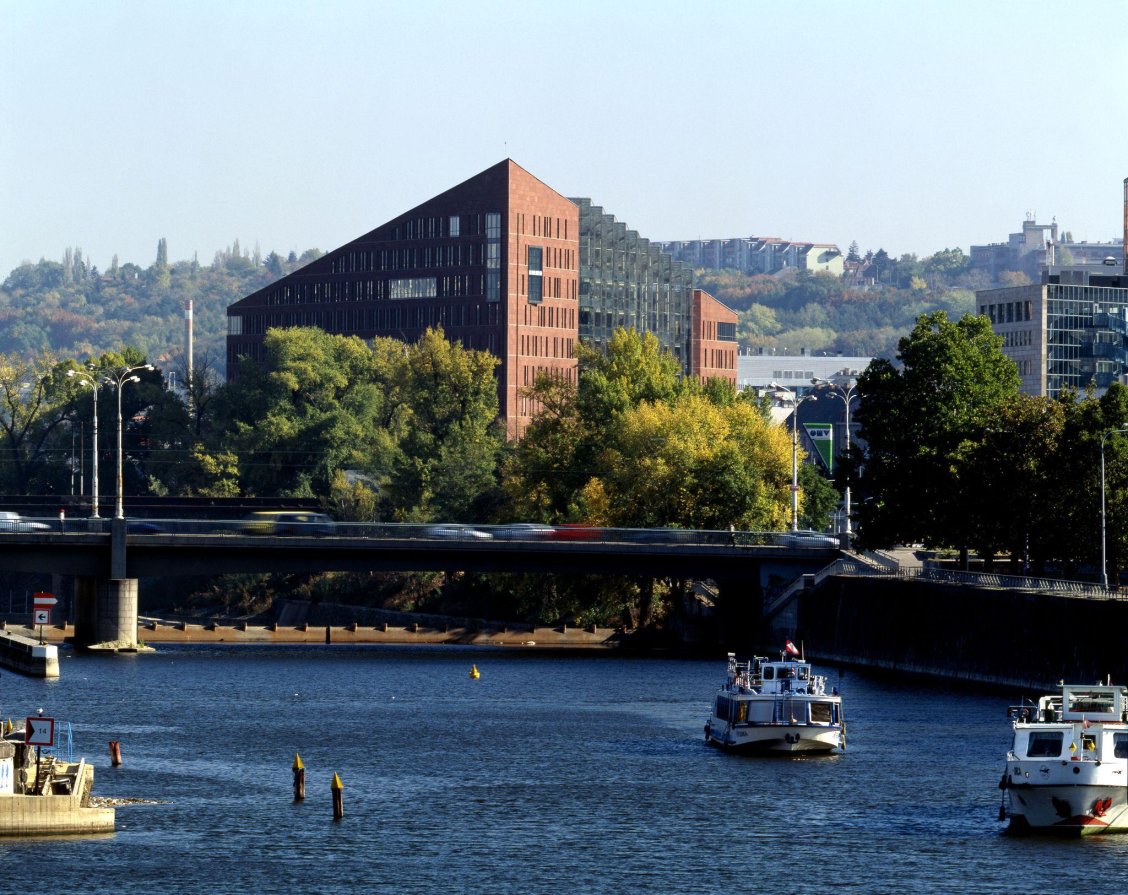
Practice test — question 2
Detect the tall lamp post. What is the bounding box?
[66,368,102,518]
[109,364,154,519]
[769,382,817,532]
[1100,427,1128,589]
[812,370,859,535]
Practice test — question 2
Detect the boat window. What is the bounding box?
[810,702,833,724]
[735,701,748,723]
[715,697,729,720]
[1026,731,1064,757]
[1115,733,1128,759]
[798,667,810,681]
[1067,690,1115,715]
[763,667,775,680]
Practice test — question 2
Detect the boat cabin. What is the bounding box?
[760,660,812,696]
[1010,685,1128,763]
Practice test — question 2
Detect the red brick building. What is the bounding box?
[689,289,738,385]
[228,160,737,436]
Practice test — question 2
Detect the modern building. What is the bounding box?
[737,352,872,395]
[978,179,1128,398]
[656,237,844,277]
[227,160,737,436]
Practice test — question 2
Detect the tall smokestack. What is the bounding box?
[184,299,194,415]
[1123,177,1127,273]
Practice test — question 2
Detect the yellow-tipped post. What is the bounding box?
[292,753,305,801]
[331,772,344,820]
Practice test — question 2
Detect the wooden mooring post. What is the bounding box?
[292,753,305,801]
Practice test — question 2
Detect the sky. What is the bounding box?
[2,0,1126,276]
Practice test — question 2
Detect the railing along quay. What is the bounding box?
[834,559,1128,601]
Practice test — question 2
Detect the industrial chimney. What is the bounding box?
[1123,177,1128,273]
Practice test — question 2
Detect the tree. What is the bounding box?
[854,311,1021,550]
[847,241,861,263]
[0,353,71,493]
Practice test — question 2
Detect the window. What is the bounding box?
[449,215,460,238]
[1026,731,1063,757]
[486,213,501,239]
[1115,733,1128,759]
[528,246,543,305]
[717,321,736,342]
[810,702,833,724]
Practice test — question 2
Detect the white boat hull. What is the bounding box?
[1006,783,1128,835]
[705,720,842,754]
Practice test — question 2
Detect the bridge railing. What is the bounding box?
[7,517,843,549]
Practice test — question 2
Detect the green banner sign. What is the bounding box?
[804,423,834,473]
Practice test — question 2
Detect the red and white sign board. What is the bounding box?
[25,717,54,747]
[32,592,56,610]
[33,609,50,625]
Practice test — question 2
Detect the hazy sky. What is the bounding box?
[3,0,1126,276]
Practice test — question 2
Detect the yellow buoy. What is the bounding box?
[469,664,480,679]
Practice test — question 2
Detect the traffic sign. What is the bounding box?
[25,717,54,747]
[33,609,50,625]
[32,592,57,610]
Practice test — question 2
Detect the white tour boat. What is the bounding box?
[1001,680,1128,834]
[704,647,844,754]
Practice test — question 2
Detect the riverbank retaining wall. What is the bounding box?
[791,575,1128,690]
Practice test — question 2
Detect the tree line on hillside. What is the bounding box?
[1,240,1025,375]
[0,241,323,374]
[697,246,1030,359]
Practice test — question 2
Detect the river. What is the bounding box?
[1,645,1126,894]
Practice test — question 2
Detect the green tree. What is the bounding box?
[854,311,1021,550]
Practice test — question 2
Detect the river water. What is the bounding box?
[2,645,1127,894]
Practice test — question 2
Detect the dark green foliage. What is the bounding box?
[0,246,317,374]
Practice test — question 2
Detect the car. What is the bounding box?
[775,530,841,548]
[492,523,555,540]
[0,511,51,532]
[242,511,336,535]
[127,520,165,534]
[424,525,492,540]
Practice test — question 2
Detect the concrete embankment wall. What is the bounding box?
[794,576,1128,690]
[0,630,59,677]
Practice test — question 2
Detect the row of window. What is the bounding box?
[387,213,496,242]
[982,301,1033,324]
[1002,330,1033,348]
[520,333,574,360]
[230,301,507,336]
[701,348,736,372]
[517,213,569,242]
[522,303,575,330]
[256,275,504,306]
[330,243,488,275]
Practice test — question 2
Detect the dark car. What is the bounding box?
[242,511,336,535]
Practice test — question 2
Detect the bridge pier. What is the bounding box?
[73,577,139,650]
[73,520,139,651]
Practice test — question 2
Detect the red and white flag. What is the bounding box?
[785,640,800,656]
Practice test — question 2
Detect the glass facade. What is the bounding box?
[572,197,693,365]
[1046,284,1128,396]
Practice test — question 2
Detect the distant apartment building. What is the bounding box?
[656,237,844,277]
[227,160,737,437]
[970,213,1124,281]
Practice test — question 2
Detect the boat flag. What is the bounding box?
[785,640,800,656]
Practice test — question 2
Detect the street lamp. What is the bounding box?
[812,370,859,535]
[1100,427,1128,589]
[66,367,102,518]
[769,382,818,532]
[108,364,154,519]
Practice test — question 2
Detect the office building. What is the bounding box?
[227,160,737,436]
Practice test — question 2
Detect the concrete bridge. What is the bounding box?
[0,518,844,650]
